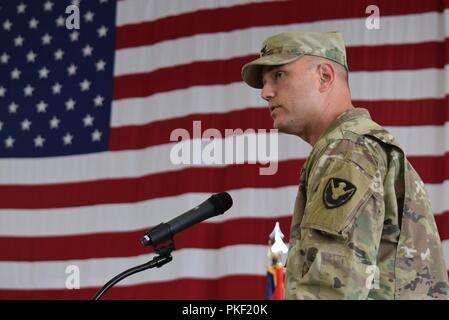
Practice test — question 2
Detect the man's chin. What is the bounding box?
[273,121,296,135]
[273,120,286,133]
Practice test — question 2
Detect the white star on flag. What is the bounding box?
[23,84,34,96]
[80,79,91,91]
[96,59,106,71]
[0,53,10,64]
[97,26,108,38]
[65,98,76,111]
[70,31,79,42]
[54,49,64,61]
[55,16,65,27]
[4,136,15,148]
[91,129,102,142]
[36,100,48,113]
[21,119,32,131]
[62,133,74,145]
[93,95,104,107]
[84,11,94,22]
[67,64,77,76]
[49,116,61,129]
[26,50,37,62]
[17,3,27,14]
[29,18,39,29]
[34,135,45,147]
[44,1,54,11]
[14,35,25,47]
[3,19,12,31]
[52,82,62,94]
[42,33,52,45]
[83,114,94,127]
[82,45,93,57]
[11,68,21,80]
[9,102,19,114]
[38,67,50,79]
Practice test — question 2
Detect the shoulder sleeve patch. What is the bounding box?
[302,157,373,236]
[323,177,357,209]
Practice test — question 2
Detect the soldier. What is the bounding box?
[241,31,449,299]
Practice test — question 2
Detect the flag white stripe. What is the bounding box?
[111,83,265,127]
[388,124,449,156]
[0,245,267,289]
[0,134,290,185]
[114,11,445,77]
[0,182,447,237]
[351,68,447,100]
[0,241,448,290]
[0,187,296,236]
[0,125,447,185]
[116,0,277,27]
[444,239,449,270]
[111,68,449,127]
[427,181,449,216]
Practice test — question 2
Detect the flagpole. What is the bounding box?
[266,222,287,300]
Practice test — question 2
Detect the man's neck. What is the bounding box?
[307,104,354,146]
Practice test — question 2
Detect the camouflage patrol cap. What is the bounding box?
[241,31,348,88]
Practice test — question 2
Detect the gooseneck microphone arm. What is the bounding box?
[92,243,174,300]
[91,192,233,300]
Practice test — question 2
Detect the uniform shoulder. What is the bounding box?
[306,113,399,182]
[309,136,386,181]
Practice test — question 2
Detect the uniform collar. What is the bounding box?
[316,107,371,144]
[302,108,372,177]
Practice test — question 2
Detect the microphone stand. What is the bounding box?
[92,242,175,300]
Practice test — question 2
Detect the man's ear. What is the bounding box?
[317,63,335,92]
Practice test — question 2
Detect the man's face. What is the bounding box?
[261,57,320,137]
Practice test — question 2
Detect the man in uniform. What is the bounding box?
[241,31,449,299]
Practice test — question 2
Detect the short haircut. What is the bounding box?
[307,56,349,85]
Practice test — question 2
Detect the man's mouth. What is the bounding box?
[269,105,280,116]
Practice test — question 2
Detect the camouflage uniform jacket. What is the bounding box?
[284,108,449,299]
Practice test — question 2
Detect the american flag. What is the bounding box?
[0,0,448,299]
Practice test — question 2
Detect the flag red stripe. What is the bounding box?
[0,217,292,261]
[408,155,449,185]
[3,272,449,299]
[435,212,449,241]
[109,107,273,151]
[353,99,449,126]
[0,160,305,209]
[0,275,266,300]
[349,41,447,71]
[0,156,446,209]
[116,0,443,49]
[2,212,449,263]
[113,56,245,100]
[113,41,449,100]
[109,101,449,152]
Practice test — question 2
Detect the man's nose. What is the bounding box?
[261,82,275,101]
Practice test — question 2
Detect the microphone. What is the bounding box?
[141,192,233,247]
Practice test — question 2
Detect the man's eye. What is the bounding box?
[275,71,284,79]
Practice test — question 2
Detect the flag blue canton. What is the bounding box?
[0,0,116,157]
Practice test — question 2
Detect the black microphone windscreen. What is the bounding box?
[210,192,233,215]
